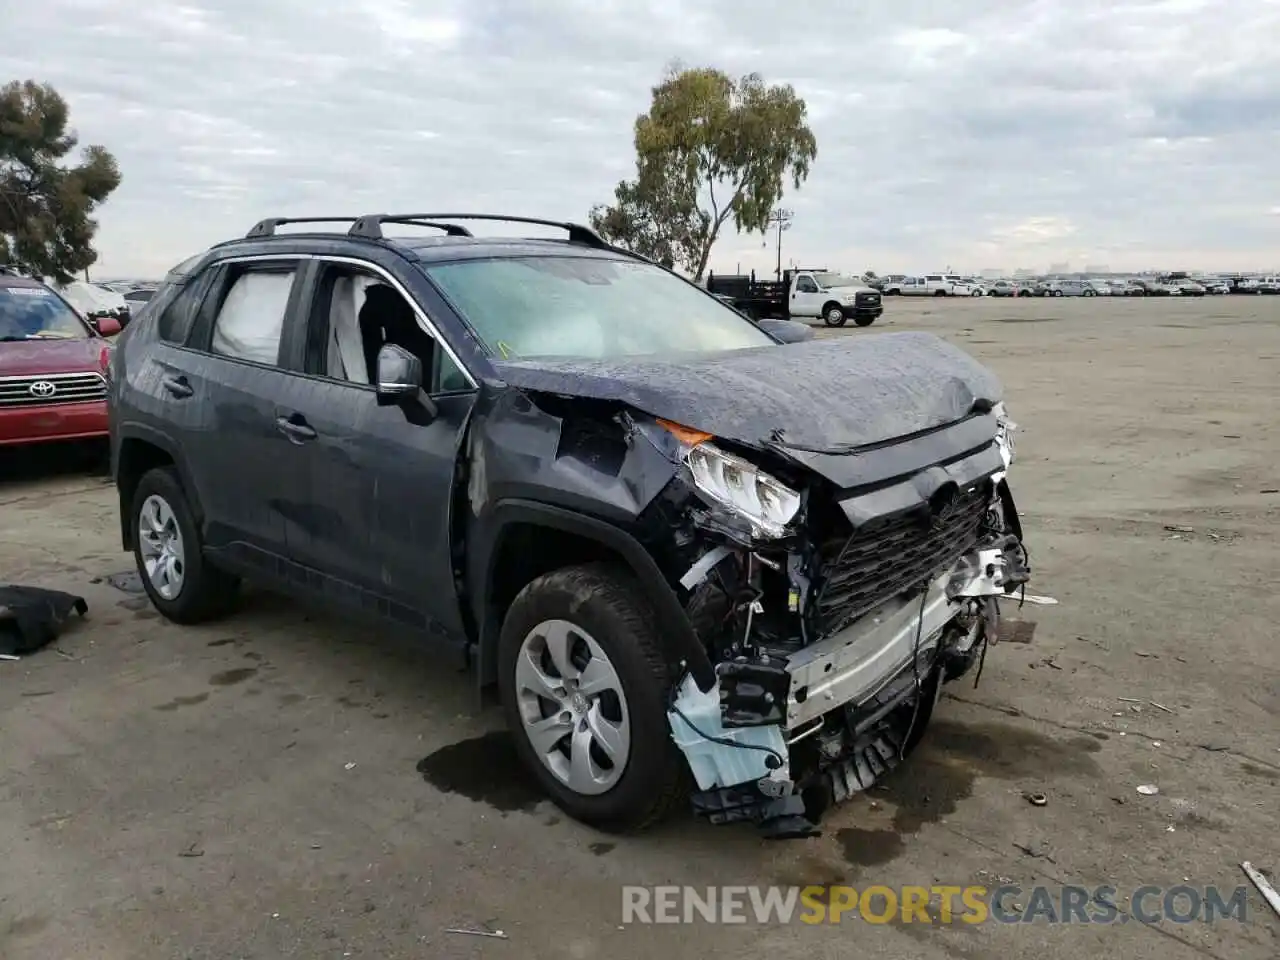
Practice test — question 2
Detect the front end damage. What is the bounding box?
[655,406,1029,839]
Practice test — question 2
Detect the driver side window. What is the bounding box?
[303,264,470,393]
[796,276,819,294]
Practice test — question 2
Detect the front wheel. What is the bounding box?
[497,563,687,832]
[854,314,876,327]
[131,467,240,623]
[823,304,847,327]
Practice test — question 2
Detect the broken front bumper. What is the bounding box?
[668,530,1028,838]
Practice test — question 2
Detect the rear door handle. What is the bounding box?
[275,415,317,443]
[161,375,193,399]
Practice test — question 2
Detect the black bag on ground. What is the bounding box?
[0,586,88,657]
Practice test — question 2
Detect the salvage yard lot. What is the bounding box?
[2,295,1277,960]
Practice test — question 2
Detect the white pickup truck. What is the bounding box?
[891,274,982,297]
[707,268,884,327]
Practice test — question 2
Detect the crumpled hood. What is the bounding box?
[491,331,1002,455]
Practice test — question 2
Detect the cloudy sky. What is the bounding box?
[7,0,1280,277]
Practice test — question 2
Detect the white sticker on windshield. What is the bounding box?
[3,287,51,296]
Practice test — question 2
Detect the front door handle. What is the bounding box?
[161,375,193,399]
[275,415,317,443]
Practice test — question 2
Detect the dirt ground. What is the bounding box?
[2,294,1277,959]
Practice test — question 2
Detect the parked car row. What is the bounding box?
[874,274,1278,298]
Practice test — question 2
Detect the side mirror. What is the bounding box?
[757,318,814,343]
[95,316,122,337]
[375,343,437,418]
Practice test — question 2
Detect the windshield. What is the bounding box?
[0,285,90,341]
[422,256,775,360]
[812,272,861,288]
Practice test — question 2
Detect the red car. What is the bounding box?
[0,273,121,447]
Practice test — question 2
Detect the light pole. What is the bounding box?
[765,208,793,279]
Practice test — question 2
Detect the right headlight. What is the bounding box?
[685,442,801,538]
[993,402,1016,469]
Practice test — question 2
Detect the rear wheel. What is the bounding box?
[933,289,947,297]
[822,303,847,327]
[497,563,687,832]
[131,467,239,623]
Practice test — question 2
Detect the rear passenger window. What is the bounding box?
[210,268,296,365]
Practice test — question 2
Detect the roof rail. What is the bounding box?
[245,217,364,239]
[351,218,474,238]
[347,213,608,249]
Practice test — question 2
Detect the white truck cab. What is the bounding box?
[789,270,883,327]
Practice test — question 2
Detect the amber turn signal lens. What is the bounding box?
[657,419,713,447]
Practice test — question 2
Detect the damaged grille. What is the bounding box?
[809,484,989,637]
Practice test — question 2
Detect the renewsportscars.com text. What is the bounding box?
[621,884,1251,926]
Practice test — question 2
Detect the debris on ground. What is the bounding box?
[103,571,146,594]
[1136,784,1159,796]
[0,586,89,658]
[1013,840,1055,862]
[1149,701,1174,714]
[446,927,508,939]
[1001,620,1038,644]
[179,842,204,858]
[1023,792,1048,807]
[1118,697,1143,703]
[1163,525,1195,533]
[1240,862,1280,919]
[1261,488,1279,495]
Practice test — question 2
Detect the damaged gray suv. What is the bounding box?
[108,213,1029,838]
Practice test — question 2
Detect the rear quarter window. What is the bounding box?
[154,282,203,344]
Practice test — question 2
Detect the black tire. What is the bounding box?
[1083,290,1096,297]
[821,302,847,327]
[131,466,239,624]
[1018,290,1032,297]
[1052,290,1064,297]
[933,289,947,297]
[497,563,687,832]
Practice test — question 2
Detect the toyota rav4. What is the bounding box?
[108,213,1030,838]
